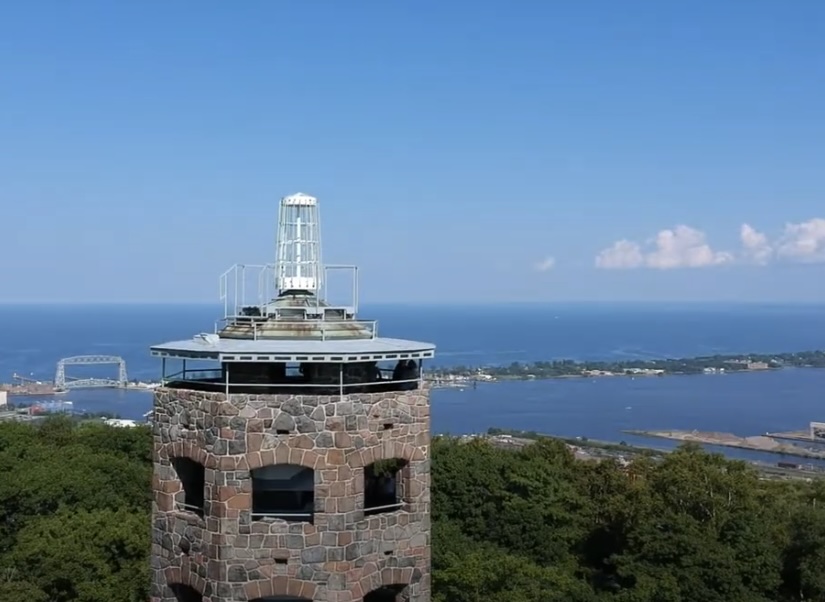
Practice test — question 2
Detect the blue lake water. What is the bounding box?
[3,302,825,464]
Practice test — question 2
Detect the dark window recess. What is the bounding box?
[172,457,205,516]
[251,465,315,523]
[382,423,394,431]
[364,585,406,602]
[276,429,290,435]
[364,459,408,516]
[274,557,288,565]
[170,584,203,602]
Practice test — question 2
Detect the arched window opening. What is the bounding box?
[170,583,203,602]
[251,464,315,522]
[171,457,205,517]
[364,459,409,516]
[364,585,407,602]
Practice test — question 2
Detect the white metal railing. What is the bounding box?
[177,506,406,521]
[251,511,314,520]
[218,263,362,324]
[364,502,404,514]
[160,367,423,393]
[220,264,276,321]
[214,317,379,341]
[163,377,423,392]
[162,368,222,382]
[176,502,204,515]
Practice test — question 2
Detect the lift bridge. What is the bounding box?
[54,355,128,390]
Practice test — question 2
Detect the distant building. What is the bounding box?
[103,418,139,428]
[0,391,7,409]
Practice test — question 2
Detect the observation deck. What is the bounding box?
[152,197,434,396]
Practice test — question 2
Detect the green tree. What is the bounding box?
[612,446,782,601]
[6,509,149,602]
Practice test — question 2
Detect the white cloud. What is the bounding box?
[776,218,825,263]
[595,240,643,269]
[596,225,732,270]
[740,223,773,265]
[534,256,556,272]
[596,217,825,271]
[646,226,733,269]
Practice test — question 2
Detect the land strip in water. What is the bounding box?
[468,428,825,482]
[625,429,825,460]
[429,349,825,385]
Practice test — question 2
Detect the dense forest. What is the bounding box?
[2,418,825,601]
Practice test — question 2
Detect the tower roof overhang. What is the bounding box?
[150,336,435,363]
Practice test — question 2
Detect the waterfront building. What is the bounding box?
[149,193,435,602]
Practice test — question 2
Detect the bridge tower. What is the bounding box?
[149,192,435,602]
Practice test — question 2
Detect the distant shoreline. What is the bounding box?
[428,349,825,386]
[426,368,786,389]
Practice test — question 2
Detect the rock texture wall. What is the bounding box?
[150,384,431,602]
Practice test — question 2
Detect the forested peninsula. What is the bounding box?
[4,418,825,601]
[430,349,825,381]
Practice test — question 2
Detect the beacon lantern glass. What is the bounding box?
[276,193,322,295]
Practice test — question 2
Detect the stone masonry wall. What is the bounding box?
[150,384,431,602]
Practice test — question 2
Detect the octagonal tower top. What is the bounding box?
[150,192,435,365]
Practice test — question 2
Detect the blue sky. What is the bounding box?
[2,1,824,303]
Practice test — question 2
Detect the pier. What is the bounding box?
[765,429,817,444]
[624,429,825,460]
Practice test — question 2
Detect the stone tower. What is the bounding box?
[149,193,435,602]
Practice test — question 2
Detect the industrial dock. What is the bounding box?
[625,428,825,460]
[465,430,825,482]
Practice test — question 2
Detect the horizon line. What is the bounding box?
[2,299,825,307]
